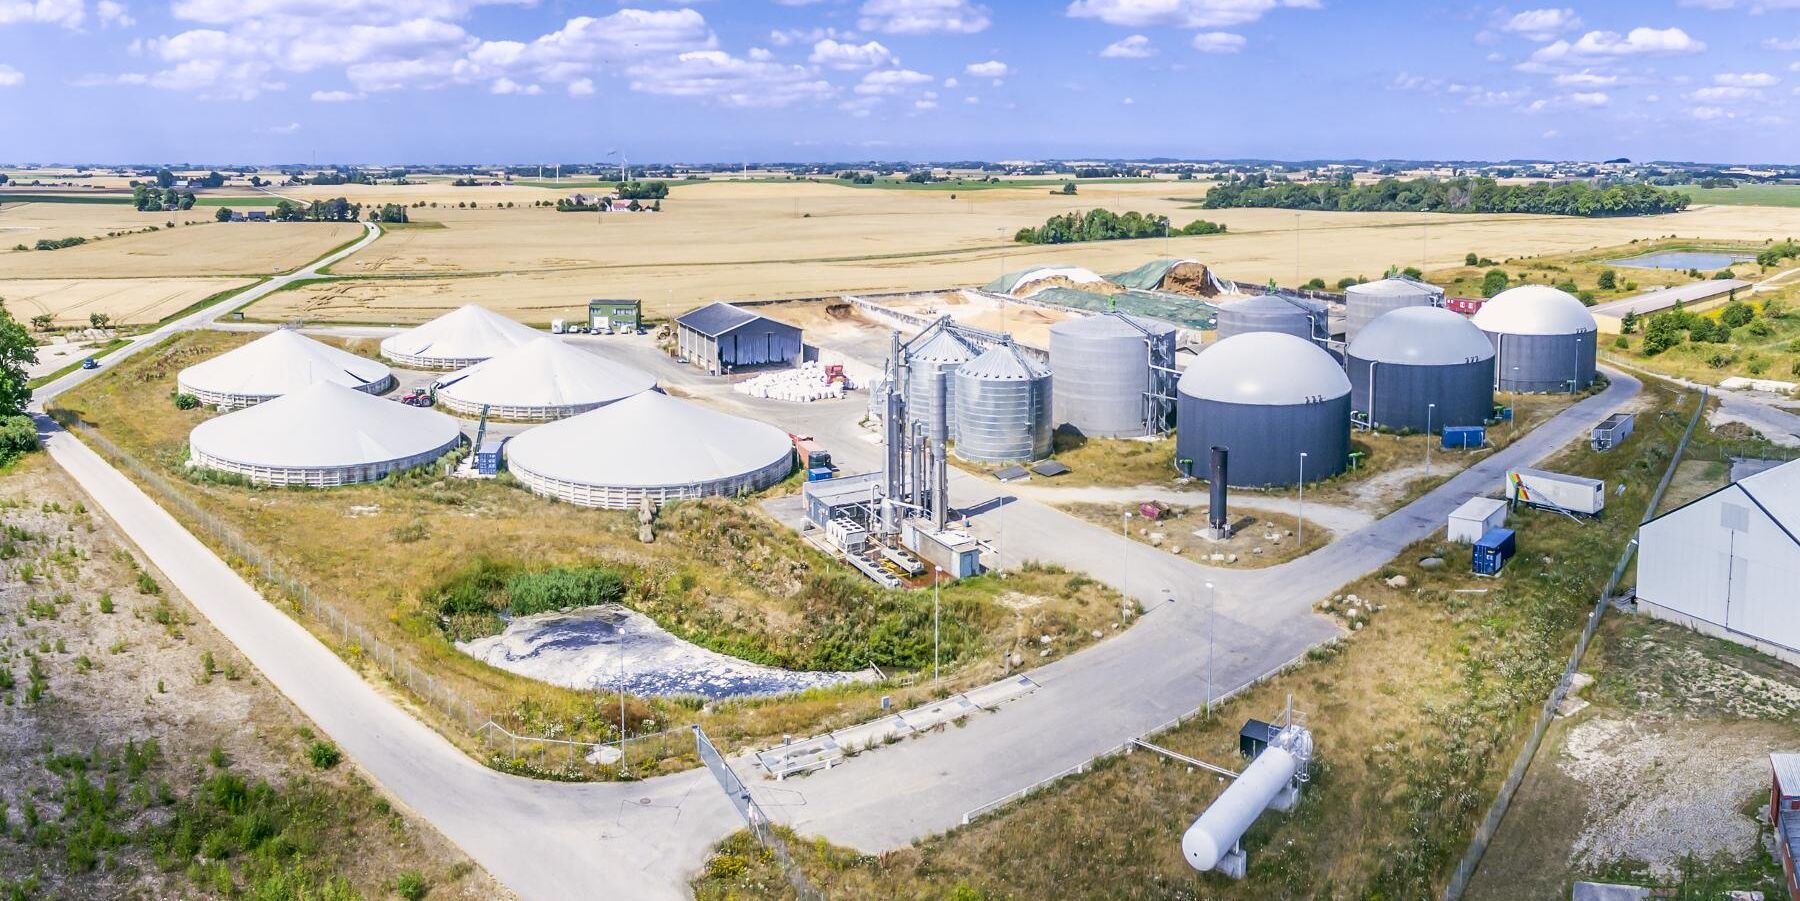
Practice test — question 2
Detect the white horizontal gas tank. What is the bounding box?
[1181,745,1300,871]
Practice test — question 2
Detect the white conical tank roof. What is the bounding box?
[1471,285,1597,336]
[1349,306,1495,365]
[433,338,655,411]
[178,329,392,398]
[190,382,461,469]
[504,391,792,489]
[379,305,542,364]
[910,328,978,364]
[1179,331,1350,405]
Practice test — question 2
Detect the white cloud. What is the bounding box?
[96,0,133,27]
[913,97,936,109]
[1687,84,1755,101]
[854,67,932,94]
[1767,36,1800,51]
[1542,129,1559,138]
[1529,27,1706,67]
[963,94,977,103]
[747,47,772,61]
[1122,95,1133,104]
[809,38,896,70]
[260,121,301,134]
[489,76,541,94]
[1100,34,1155,58]
[1500,8,1580,41]
[627,49,834,107]
[942,75,957,87]
[858,0,990,35]
[1715,71,1778,87]
[309,88,362,100]
[1190,31,1245,53]
[768,26,854,47]
[1688,105,1730,120]
[1568,90,1608,105]
[567,77,592,96]
[169,0,525,27]
[0,64,22,86]
[1553,70,1617,87]
[1066,0,1316,29]
[965,59,1007,77]
[0,0,86,28]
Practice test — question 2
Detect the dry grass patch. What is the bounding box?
[0,219,360,279]
[0,276,254,327]
[1056,500,1329,568]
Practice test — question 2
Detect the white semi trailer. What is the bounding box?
[1504,467,1605,518]
[1182,722,1314,879]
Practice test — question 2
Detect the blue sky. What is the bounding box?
[2,0,1799,164]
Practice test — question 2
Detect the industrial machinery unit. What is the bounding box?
[1343,275,1445,341]
[1505,467,1606,517]
[1182,703,1315,879]
[1175,332,1351,487]
[1347,306,1495,433]
[1213,292,1329,345]
[1472,285,1599,393]
[952,341,1053,463]
[1591,412,1635,451]
[1047,311,1178,438]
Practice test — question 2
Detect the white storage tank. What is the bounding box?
[1347,306,1494,432]
[177,329,394,409]
[1176,332,1351,487]
[1472,285,1598,393]
[188,382,461,487]
[952,343,1053,463]
[1047,312,1177,438]
[432,337,655,421]
[379,304,543,370]
[1344,276,1444,341]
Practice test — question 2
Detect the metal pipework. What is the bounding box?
[931,367,949,531]
[1209,446,1230,538]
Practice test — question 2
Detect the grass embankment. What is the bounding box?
[1056,501,1329,568]
[1685,184,1800,208]
[27,339,131,390]
[1425,237,1759,304]
[51,330,1130,780]
[1606,295,1800,386]
[693,378,1695,899]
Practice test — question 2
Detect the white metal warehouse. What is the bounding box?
[1636,458,1800,667]
[504,391,793,509]
[379,304,543,370]
[176,328,394,408]
[188,382,462,487]
[432,337,656,421]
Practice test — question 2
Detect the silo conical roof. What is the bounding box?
[177,329,392,400]
[433,337,655,413]
[1179,331,1349,405]
[379,304,542,365]
[957,343,1051,380]
[910,328,978,364]
[189,382,461,470]
[1471,285,1597,335]
[1349,306,1495,365]
[503,391,793,490]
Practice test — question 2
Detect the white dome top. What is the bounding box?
[1180,332,1350,405]
[433,338,655,411]
[504,391,793,489]
[190,382,461,469]
[379,304,542,363]
[178,329,391,398]
[1346,276,1443,298]
[1348,306,1494,365]
[1472,285,1597,336]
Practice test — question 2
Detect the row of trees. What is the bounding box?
[271,198,363,222]
[615,181,669,200]
[1013,209,1227,245]
[132,186,196,212]
[1201,175,1690,217]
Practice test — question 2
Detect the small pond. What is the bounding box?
[1606,250,1752,271]
[458,606,876,700]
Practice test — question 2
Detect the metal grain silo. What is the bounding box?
[905,328,978,437]
[1048,312,1178,438]
[1175,332,1350,487]
[1471,285,1598,393]
[1348,306,1494,432]
[953,343,1053,463]
[1344,277,1444,342]
[1215,293,1329,344]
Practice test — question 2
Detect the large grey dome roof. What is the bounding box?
[1049,311,1176,339]
[1346,277,1444,298]
[1348,306,1494,365]
[1180,332,1350,405]
[1472,285,1597,335]
[1219,293,1326,316]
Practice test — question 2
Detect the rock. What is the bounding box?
[1252,547,1264,555]
[1569,672,1595,694]
[1039,648,1051,658]
[1210,553,1225,562]
[1171,546,1183,555]
[1038,634,1052,645]
[1149,532,1165,546]
[1320,600,1333,611]
[1345,594,1361,605]
[1227,554,1238,563]
[1091,629,1103,639]
[1352,621,1363,631]
[1385,574,1409,589]
[1285,530,1294,537]
[1419,557,1446,570]
[1345,607,1359,619]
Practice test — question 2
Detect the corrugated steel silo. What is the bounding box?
[1175,332,1350,487]
[1471,285,1598,392]
[1048,312,1178,438]
[1215,293,1329,344]
[1344,277,1445,341]
[952,343,1053,463]
[1347,306,1494,432]
[905,328,978,438]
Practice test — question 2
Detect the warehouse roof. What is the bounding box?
[1180,331,1350,405]
[179,329,391,397]
[433,337,655,410]
[189,382,461,470]
[676,302,765,337]
[379,305,542,363]
[503,391,793,489]
[1472,285,1597,335]
[1349,306,1494,365]
[1643,457,1800,547]
[957,343,1050,381]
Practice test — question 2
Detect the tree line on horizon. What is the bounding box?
[1014,208,1227,245]
[1200,174,1690,217]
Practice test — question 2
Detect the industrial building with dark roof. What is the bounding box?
[675,302,804,374]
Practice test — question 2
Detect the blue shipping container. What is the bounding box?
[806,467,834,482]
[1472,527,1516,576]
[475,439,506,476]
[1443,426,1486,450]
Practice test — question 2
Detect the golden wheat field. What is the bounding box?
[0,276,252,325]
[0,200,220,247]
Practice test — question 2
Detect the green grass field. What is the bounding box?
[1684,184,1800,208]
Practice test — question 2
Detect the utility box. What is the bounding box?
[1591,412,1635,451]
[1448,497,1507,543]
[1473,527,1516,576]
[1505,467,1605,517]
[1442,425,1486,450]
[806,466,834,482]
[1239,718,1277,759]
[475,439,507,476]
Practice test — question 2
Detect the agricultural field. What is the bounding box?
[0,453,502,899]
[693,379,1699,900]
[1685,184,1800,208]
[242,180,1800,326]
[0,217,360,280]
[49,329,1133,780]
[0,199,218,247]
[0,277,253,327]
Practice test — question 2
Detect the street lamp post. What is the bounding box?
[1297,452,1308,545]
[933,567,940,687]
[1205,581,1216,719]
[1426,402,1435,478]
[1121,511,1133,600]
[618,616,628,777]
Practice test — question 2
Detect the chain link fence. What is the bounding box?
[694,726,823,901]
[1440,388,1709,900]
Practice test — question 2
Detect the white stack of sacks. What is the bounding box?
[732,362,855,403]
